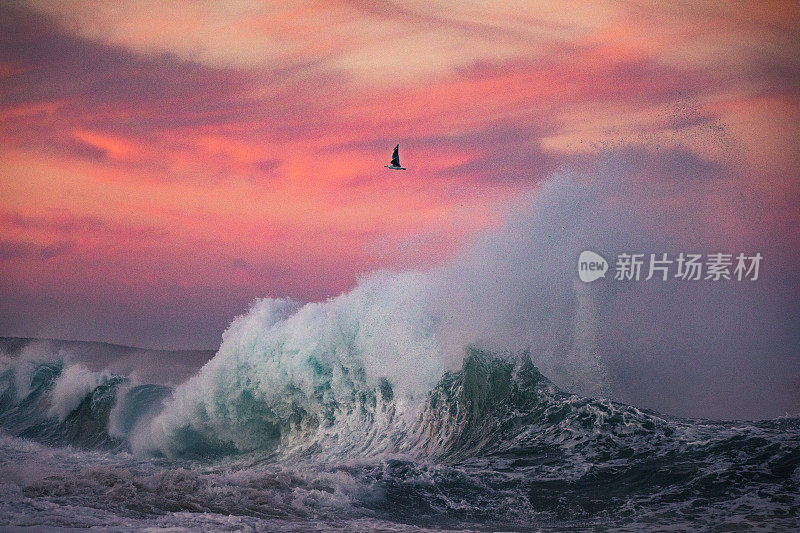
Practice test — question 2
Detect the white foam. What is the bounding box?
[48,364,111,421]
[135,271,444,456]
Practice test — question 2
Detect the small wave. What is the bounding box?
[0,355,168,450]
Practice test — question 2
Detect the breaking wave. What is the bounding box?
[0,269,621,461]
[1,283,798,530]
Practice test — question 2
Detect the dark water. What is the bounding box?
[1,338,798,531]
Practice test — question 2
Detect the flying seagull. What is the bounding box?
[384,144,406,170]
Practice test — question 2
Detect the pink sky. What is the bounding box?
[1,1,798,348]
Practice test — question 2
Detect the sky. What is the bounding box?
[1,1,799,353]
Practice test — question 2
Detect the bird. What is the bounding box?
[384,144,406,170]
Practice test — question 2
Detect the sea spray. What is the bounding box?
[134,271,444,457]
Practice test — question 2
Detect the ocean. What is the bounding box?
[1,331,798,531]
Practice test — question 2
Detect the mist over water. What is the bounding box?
[430,158,799,420]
